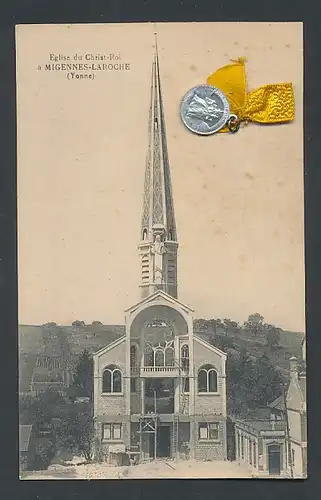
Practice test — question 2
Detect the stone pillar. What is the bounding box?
[94,420,103,462]
[123,416,131,449]
[174,335,179,367]
[190,419,196,459]
[140,337,145,369]
[174,378,180,413]
[253,438,257,469]
[125,331,131,417]
[141,378,145,414]
[241,432,244,461]
[222,418,227,460]
[235,430,239,460]
[262,441,267,472]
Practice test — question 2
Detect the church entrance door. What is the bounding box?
[149,425,171,458]
[268,444,281,475]
[157,425,171,458]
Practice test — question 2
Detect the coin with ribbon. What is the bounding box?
[180,57,295,135]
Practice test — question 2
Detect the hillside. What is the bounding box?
[19,324,125,393]
[19,319,304,394]
[195,324,304,376]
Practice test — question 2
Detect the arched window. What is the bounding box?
[102,369,112,393]
[142,229,148,240]
[181,344,189,371]
[144,343,154,366]
[102,365,122,393]
[165,346,174,366]
[154,349,164,366]
[198,364,218,393]
[130,344,137,369]
[144,340,175,367]
[168,230,173,241]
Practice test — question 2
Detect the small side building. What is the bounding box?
[233,352,307,479]
[234,405,286,477]
[19,425,33,471]
[286,356,307,478]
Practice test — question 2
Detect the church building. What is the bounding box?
[93,43,227,462]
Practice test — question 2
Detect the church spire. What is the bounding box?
[138,37,178,299]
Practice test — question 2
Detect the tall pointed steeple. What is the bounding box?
[138,36,178,299]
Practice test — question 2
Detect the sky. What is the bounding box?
[16,22,305,332]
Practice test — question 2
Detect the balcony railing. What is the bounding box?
[142,366,177,372]
[140,365,180,377]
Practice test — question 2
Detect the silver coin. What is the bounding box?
[180,84,230,135]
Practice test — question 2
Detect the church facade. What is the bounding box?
[93,45,227,462]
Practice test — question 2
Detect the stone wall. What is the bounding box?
[95,418,130,460]
[193,338,225,417]
[94,338,127,419]
[192,418,226,461]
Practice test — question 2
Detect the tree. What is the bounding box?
[68,404,94,461]
[250,354,283,406]
[265,324,281,349]
[215,319,224,332]
[72,320,86,327]
[20,388,67,425]
[226,349,254,416]
[244,313,264,337]
[55,414,75,454]
[92,320,103,326]
[193,318,208,331]
[222,318,239,335]
[226,347,284,417]
[20,389,67,470]
[207,319,217,334]
[42,322,57,327]
[29,437,56,470]
[210,335,235,352]
[68,349,93,400]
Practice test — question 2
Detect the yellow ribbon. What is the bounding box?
[207,57,295,132]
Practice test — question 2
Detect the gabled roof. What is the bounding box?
[234,418,285,435]
[92,335,126,358]
[125,290,194,315]
[19,425,32,452]
[194,335,227,358]
[268,395,285,411]
[286,374,306,410]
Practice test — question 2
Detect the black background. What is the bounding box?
[0,1,320,499]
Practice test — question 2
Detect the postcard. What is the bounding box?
[16,22,305,479]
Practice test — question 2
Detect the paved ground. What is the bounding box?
[22,458,254,480]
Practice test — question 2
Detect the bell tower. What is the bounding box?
[138,38,178,299]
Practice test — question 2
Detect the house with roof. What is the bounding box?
[19,425,33,471]
[233,402,286,477]
[286,356,307,478]
[233,348,307,479]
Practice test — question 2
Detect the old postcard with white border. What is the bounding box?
[16,22,305,479]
